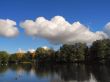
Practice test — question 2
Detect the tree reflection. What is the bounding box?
[1,64,110,82]
[9,63,32,73]
[90,64,110,82]
[34,64,91,82]
[0,64,8,74]
[59,64,90,81]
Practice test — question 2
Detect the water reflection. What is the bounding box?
[89,65,110,82]
[0,63,110,82]
[0,65,8,74]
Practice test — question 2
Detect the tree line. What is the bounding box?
[1,39,110,64]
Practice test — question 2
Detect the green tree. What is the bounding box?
[74,43,87,62]
[36,47,55,63]
[0,51,9,63]
[59,43,87,62]
[9,53,18,63]
[89,39,110,63]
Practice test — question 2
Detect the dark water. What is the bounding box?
[0,63,110,82]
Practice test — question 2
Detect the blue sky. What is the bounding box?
[0,0,110,53]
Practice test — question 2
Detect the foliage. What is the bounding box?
[0,51,9,63]
[36,47,55,63]
[1,39,110,64]
[9,53,18,63]
[88,39,110,63]
[59,43,87,62]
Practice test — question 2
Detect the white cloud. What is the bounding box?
[17,48,26,53]
[104,22,110,37]
[0,19,19,37]
[28,49,35,53]
[42,46,49,50]
[20,16,108,44]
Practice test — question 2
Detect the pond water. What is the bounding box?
[0,63,110,82]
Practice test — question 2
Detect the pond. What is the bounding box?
[0,63,110,82]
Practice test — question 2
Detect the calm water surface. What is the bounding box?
[0,63,110,82]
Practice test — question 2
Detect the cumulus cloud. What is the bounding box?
[20,16,108,44]
[0,19,19,37]
[17,48,26,53]
[104,22,110,37]
[28,49,35,53]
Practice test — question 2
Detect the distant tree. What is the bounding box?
[89,39,110,63]
[74,43,88,62]
[9,53,18,63]
[2,39,110,64]
[16,52,25,62]
[59,43,87,62]
[46,48,55,62]
[36,47,47,62]
[36,47,55,63]
[59,44,74,62]
[25,51,36,62]
[0,51,9,63]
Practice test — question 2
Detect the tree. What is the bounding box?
[60,44,75,62]
[88,39,110,63]
[74,43,87,62]
[36,47,55,63]
[59,43,87,62]
[25,51,36,62]
[9,53,18,63]
[0,51,9,63]
[16,52,25,62]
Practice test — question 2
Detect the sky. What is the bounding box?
[0,0,110,53]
